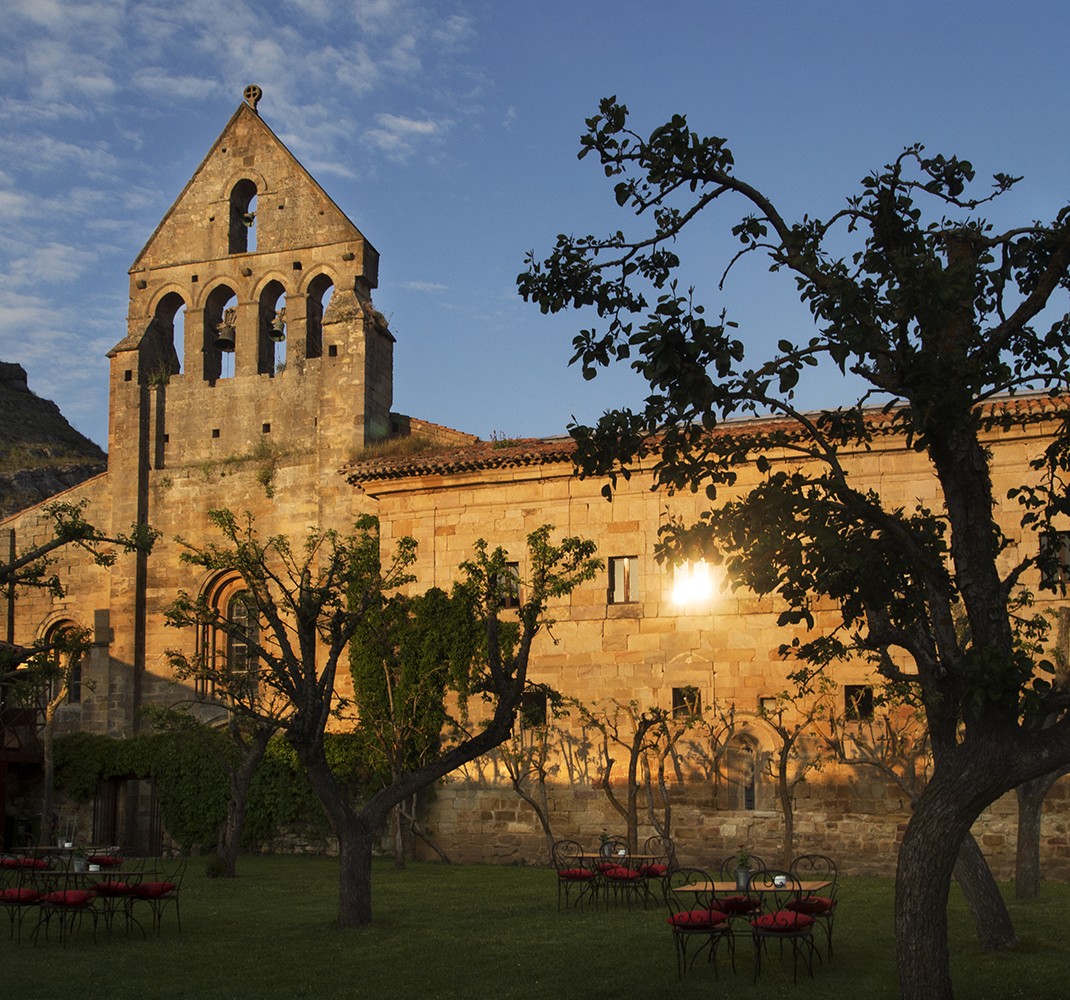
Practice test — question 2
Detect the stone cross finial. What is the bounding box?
[243,84,263,112]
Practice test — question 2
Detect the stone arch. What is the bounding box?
[723,728,765,812]
[304,271,335,360]
[256,278,287,375]
[38,615,86,706]
[151,290,187,377]
[228,178,258,254]
[202,282,238,382]
[195,573,260,701]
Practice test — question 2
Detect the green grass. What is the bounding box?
[5,857,1069,1000]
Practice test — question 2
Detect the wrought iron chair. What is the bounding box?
[748,869,818,984]
[551,839,598,911]
[714,852,766,926]
[639,834,677,907]
[128,851,187,934]
[0,859,43,941]
[788,853,839,958]
[598,838,644,909]
[662,867,733,978]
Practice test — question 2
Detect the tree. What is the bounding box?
[348,586,470,868]
[1,499,156,842]
[493,686,572,860]
[822,682,1016,951]
[755,680,832,869]
[167,512,598,927]
[1,499,156,678]
[519,98,1070,1000]
[580,698,692,851]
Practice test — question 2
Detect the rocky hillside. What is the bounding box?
[0,362,107,519]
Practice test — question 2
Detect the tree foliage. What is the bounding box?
[1,499,157,677]
[166,512,599,927]
[519,97,1070,1000]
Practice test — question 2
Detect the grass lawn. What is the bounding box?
[4,856,1069,1000]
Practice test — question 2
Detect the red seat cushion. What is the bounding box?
[639,863,669,876]
[0,887,42,902]
[667,907,729,929]
[87,855,124,868]
[603,866,642,880]
[0,857,18,869]
[751,910,815,932]
[558,868,596,880]
[41,889,96,906]
[130,881,177,898]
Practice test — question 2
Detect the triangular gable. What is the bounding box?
[130,100,372,271]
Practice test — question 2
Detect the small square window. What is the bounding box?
[608,555,639,604]
[211,428,220,439]
[328,344,338,357]
[262,423,271,434]
[1039,532,1070,591]
[845,685,874,721]
[124,370,133,382]
[672,686,701,718]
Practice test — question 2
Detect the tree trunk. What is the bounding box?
[896,788,962,1000]
[336,813,375,927]
[1014,775,1056,899]
[298,739,376,927]
[953,832,1017,951]
[216,725,271,877]
[40,708,56,843]
[777,751,794,869]
[511,774,556,860]
[391,801,405,869]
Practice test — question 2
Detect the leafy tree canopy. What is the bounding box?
[519,98,1070,1000]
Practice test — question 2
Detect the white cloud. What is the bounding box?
[366,112,449,158]
[402,281,449,293]
[131,68,220,101]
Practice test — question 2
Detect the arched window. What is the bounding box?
[226,592,259,701]
[203,285,238,381]
[229,179,258,254]
[258,281,286,375]
[153,291,186,376]
[305,273,334,360]
[725,734,758,811]
[195,577,259,702]
[45,621,83,706]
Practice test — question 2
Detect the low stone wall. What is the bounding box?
[412,777,1070,881]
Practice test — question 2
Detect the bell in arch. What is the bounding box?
[270,307,286,343]
[215,307,237,352]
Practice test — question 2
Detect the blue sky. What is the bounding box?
[1,1,1068,450]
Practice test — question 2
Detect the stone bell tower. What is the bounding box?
[106,84,393,502]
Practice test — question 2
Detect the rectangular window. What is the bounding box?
[519,689,548,727]
[845,684,874,721]
[497,562,520,609]
[608,555,639,604]
[1039,531,1070,590]
[672,685,701,718]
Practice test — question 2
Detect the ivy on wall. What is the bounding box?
[54,728,373,852]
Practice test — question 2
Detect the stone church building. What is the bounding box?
[2,89,1068,876]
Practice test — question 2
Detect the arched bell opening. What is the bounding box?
[305,273,334,360]
[229,179,258,254]
[203,284,238,382]
[258,281,287,376]
[152,291,186,377]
